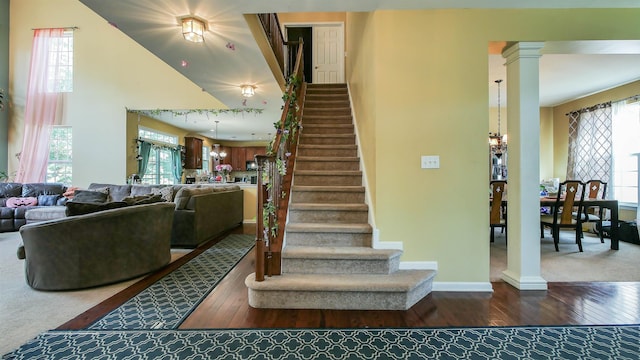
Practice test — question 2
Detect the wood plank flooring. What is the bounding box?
[60,224,640,330]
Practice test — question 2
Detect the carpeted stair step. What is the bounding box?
[306,84,347,92]
[282,246,401,274]
[285,223,372,247]
[299,133,356,146]
[302,123,354,135]
[297,144,358,157]
[245,270,437,310]
[293,170,362,186]
[289,203,368,223]
[304,99,351,109]
[302,115,353,124]
[305,93,350,102]
[304,107,352,116]
[295,157,360,171]
[291,185,365,204]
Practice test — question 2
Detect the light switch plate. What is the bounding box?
[421,155,440,169]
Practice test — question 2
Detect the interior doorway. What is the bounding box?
[284,23,345,84]
[286,27,313,83]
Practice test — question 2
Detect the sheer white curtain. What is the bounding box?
[15,28,64,183]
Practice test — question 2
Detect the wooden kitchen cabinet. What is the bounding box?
[231,147,246,171]
[184,137,203,169]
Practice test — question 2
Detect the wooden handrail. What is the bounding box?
[257,14,285,76]
[254,39,305,281]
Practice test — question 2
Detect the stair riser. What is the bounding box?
[289,209,368,223]
[295,161,359,171]
[304,108,351,116]
[302,126,354,135]
[285,232,372,247]
[294,174,362,186]
[305,101,351,109]
[302,116,352,125]
[291,191,365,204]
[299,136,355,146]
[305,95,349,102]
[297,148,357,157]
[282,257,398,275]
[247,289,421,310]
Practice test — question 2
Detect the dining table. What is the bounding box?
[539,196,620,250]
[492,196,621,250]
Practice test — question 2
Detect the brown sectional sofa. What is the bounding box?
[18,202,175,290]
[88,183,244,248]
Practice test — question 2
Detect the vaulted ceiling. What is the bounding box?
[79,0,640,140]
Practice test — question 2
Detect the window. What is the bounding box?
[138,127,179,185]
[46,126,72,184]
[612,100,640,205]
[199,146,210,175]
[48,30,73,93]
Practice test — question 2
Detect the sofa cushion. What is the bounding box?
[152,187,173,202]
[65,201,128,216]
[37,194,62,206]
[72,189,109,203]
[122,194,164,206]
[173,187,214,210]
[0,183,23,198]
[21,183,66,197]
[130,185,157,197]
[6,197,38,208]
[88,183,130,202]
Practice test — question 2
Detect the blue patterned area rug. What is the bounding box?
[87,233,255,330]
[4,325,639,359]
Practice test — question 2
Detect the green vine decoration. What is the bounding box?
[128,108,264,118]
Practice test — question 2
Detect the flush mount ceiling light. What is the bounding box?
[182,16,206,43]
[241,85,256,97]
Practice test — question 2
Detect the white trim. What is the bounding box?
[399,261,437,270]
[432,282,494,292]
[501,270,548,290]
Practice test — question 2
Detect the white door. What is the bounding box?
[313,25,344,84]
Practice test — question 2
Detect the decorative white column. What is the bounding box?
[501,42,547,290]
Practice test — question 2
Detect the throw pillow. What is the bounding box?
[37,194,62,206]
[65,201,128,216]
[72,189,109,203]
[6,197,38,208]
[122,194,164,205]
[63,186,79,199]
[152,187,173,202]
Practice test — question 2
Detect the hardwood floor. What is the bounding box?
[60,223,640,330]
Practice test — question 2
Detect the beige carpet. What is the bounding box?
[0,231,190,356]
[491,230,640,282]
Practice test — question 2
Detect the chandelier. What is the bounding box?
[489,79,507,157]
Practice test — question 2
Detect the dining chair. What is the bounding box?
[573,180,608,243]
[490,180,507,243]
[540,180,586,252]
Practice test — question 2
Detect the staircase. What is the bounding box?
[245,83,436,310]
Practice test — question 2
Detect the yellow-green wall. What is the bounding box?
[345,9,640,283]
[9,0,224,187]
[8,3,640,285]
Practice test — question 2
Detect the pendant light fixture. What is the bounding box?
[489,79,507,157]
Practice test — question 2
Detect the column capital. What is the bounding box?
[503,42,544,63]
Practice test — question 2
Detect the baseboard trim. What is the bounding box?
[399,261,438,270]
[432,282,494,292]
[501,270,548,290]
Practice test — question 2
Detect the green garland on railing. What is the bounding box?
[267,74,302,155]
[128,108,264,118]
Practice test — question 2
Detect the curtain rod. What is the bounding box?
[31,26,78,31]
[565,93,640,116]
